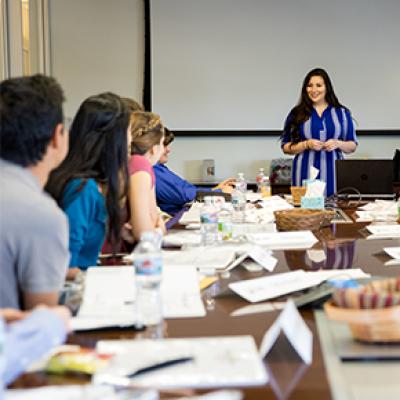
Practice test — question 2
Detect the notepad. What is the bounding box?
[245,231,318,250]
[94,336,268,388]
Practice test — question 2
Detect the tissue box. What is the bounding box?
[301,196,324,210]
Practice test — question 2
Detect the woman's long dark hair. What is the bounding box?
[283,68,348,143]
[46,92,130,249]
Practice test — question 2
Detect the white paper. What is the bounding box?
[179,202,203,224]
[72,265,206,331]
[259,300,313,365]
[307,249,327,263]
[162,247,236,271]
[95,336,268,388]
[383,247,400,260]
[230,302,285,317]
[366,224,400,239]
[163,231,202,246]
[71,266,136,331]
[310,166,319,180]
[228,269,370,303]
[247,246,277,272]
[161,265,206,318]
[5,385,153,400]
[245,231,318,250]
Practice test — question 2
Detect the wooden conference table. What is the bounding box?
[11,205,400,399]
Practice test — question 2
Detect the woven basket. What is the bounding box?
[274,209,334,231]
[324,301,400,342]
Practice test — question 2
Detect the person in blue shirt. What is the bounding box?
[154,129,235,215]
[281,68,358,197]
[46,93,131,278]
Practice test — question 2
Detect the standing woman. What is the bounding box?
[46,93,130,276]
[129,111,166,241]
[281,68,358,196]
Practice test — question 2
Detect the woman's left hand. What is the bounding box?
[324,139,341,151]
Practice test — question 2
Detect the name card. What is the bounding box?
[259,299,313,365]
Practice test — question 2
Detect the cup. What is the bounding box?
[290,186,307,206]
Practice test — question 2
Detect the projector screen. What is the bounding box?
[150,0,400,132]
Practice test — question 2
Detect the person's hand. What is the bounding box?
[121,222,135,244]
[307,139,324,151]
[215,177,236,193]
[0,308,27,323]
[155,214,167,234]
[324,139,340,152]
[66,267,82,281]
[34,305,71,332]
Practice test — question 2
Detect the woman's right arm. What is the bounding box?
[129,171,155,241]
[283,139,324,154]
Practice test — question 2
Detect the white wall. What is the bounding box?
[49,0,399,181]
[49,0,144,119]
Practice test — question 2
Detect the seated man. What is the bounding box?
[0,74,70,310]
[154,129,235,215]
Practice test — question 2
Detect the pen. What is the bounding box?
[127,356,194,378]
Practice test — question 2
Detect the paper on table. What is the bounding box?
[228,269,370,303]
[245,231,318,250]
[163,231,202,246]
[366,224,400,239]
[383,247,400,260]
[94,336,268,389]
[163,247,236,270]
[72,265,206,331]
[247,246,277,272]
[71,266,136,331]
[230,302,285,317]
[179,202,203,224]
[5,385,155,400]
[259,300,313,364]
[307,249,326,263]
[161,265,206,318]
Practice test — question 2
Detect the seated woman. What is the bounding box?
[46,93,130,276]
[129,111,166,241]
[154,129,235,215]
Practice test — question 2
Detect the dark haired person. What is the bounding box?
[46,93,130,276]
[154,129,235,215]
[281,68,358,196]
[0,74,70,310]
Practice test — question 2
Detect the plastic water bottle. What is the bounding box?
[200,196,218,245]
[236,172,247,193]
[231,187,246,223]
[134,231,163,327]
[218,204,233,241]
[0,317,5,396]
[256,168,265,193]
[262,175,272,197]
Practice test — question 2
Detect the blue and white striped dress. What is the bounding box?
[281,106,357,196]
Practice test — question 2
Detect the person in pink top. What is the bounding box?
[129,111,166,241]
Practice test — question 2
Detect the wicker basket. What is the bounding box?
[324,301,400,342]
[274,209,334,231]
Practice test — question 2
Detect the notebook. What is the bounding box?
[335,159,394,199]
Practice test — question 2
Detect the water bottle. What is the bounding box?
[218,204,233,241]
[256,168,265,193]
[236,172,247,193]
[261,175,272,197]
[231,188,246,223]
[0,317,5,396]
[134,231,163,327]
[200,196,218,246]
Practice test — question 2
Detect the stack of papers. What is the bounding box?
[245,231,318,250]
[94,336,268,388]
[356,201,398,222]
[228,269,370,303]
[71,265,206,331]
[366,224,400,239]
